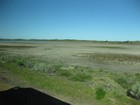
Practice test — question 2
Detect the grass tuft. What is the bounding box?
[69,73,92,82]
[95,87,106,100]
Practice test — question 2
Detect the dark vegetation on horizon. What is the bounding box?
[0,38,140,44]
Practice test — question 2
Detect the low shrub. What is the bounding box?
[127,82,140,100]
[116,77,129,89]
[32,63,48,71]
[135,73,140,81]
[69,73,92,82]
[15,57,27,67]
[32,63,56,75]
[115,74,135,89]
[57,69,72,78]
[0,53,15,63]
[14,56,35,68]
[95,87,106,100]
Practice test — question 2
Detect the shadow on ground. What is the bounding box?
[0,87,71,105]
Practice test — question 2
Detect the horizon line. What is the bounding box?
[0,38,140,42]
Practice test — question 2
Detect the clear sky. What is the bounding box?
[0,0,140,41]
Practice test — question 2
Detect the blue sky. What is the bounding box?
[0,0,140,41]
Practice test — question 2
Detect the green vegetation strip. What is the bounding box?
[0,45,36,49]
[87,46,126,49]
[87,53,140,62]
[1,63,140,105]
[0,62,96,102]
[0,52,140,105]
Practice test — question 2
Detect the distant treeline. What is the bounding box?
[0,38,140,44]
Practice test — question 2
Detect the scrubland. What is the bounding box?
[0,40,140,105]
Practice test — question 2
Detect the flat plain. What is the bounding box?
[0,40,140,105]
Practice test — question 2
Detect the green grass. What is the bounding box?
[56,69,72,77]
[69,73,92,82]
[95,87,106,100]
[0,62,96,103]
[1,62,140,105]
[0,45,36,49]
